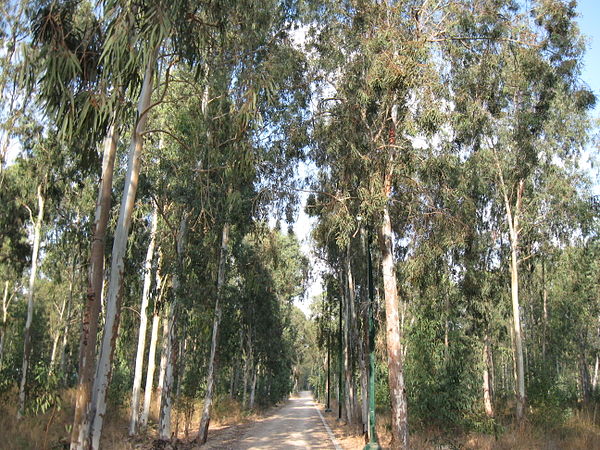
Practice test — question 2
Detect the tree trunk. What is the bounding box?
[542,259,548,361]
[358,275,369,434]
[510,234,525,421]
[198,223,230,444]
[249,364,258,410]
[593,355,599,391]
[497,170,526,423]
[483,337,494,417]
[343,248,356,424]
[129,203,158,435]
[141,255,165,428]
[0,281,10,367]
[71,120,119,450]
[159,215,187,440]
[88,51,157,450]
[18,183,45,419]
[580,346,592,405]
[59,260,76,377]
[378,202,408,448]
[157,306,169,410]
[243,330,252,408]
[50,329,61,370]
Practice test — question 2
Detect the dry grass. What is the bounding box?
[0,388,258,449]
[314,399,600,450]
[4,388,600,450]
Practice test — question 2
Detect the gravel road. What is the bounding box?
[204,391,339,449]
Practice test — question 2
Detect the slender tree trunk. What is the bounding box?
[59,260,76,376]
[88,51,157,450]
[542,259,548,361]
[378,202,408,448]
[357,234,369,432]
[50,330,61,369]
[129,203,158,435]
[157,306,169,409]
[344,248,356,424]
[18,183,45,419]
[580,345,592,405]
[159,215,187,440]
[59,292,72,376]
[358,316,368,434]
[593,355,599,391]
[243,330,252,408]
[198,223,230,444]
[71,120,119,450]
[158,301,176,440]
[141,255,165,428]
[510,233,525,421]
[496,164,526,423]
[0,281,10,367]
[483,337,494,417]
[249,364,258,410]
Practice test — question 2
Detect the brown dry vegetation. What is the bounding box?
[315,399,600,450]
[0,388,269,450]
[2,388,600,450]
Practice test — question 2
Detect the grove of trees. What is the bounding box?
[0,0,598,449]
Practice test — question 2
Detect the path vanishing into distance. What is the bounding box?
[204,391,341,449]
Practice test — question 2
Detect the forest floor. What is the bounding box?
[2,388,600,449]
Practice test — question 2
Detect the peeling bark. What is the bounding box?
[378,202,408,448]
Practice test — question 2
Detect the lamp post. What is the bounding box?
[364,227,381,450]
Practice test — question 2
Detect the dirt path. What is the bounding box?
[203,391,339,449]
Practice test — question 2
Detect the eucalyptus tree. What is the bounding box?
[446,0,595,421]
[25,1,121,443]
[0,0,29,181]
[307,0,461,443]
[128,200,158,435]
[10,131,71,418]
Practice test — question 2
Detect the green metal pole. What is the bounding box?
[338,291,343,420]
[364,228,380,450]
[326,311,332,412]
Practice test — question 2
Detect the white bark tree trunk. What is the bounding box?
[243,330,252,409]
[507,184,526,422]
[141,255,165,428]
[157,305,169,410]
[71,120,119,450]
[378,201,408,448]
[249,363,258,410]
[50,331,61,369]
[483,338,494,417]
[198,223,230,444]
[17,183,45,419]
[88,50,157,449]
[593,355,599,391]
[159,215,187,440]
[343,249,356,424]
[129,202,158,435]
[0,281,11,367]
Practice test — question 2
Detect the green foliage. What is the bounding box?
[28,363,62,415]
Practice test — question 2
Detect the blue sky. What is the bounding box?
[577,0,600,115]
[576,0,599,193]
